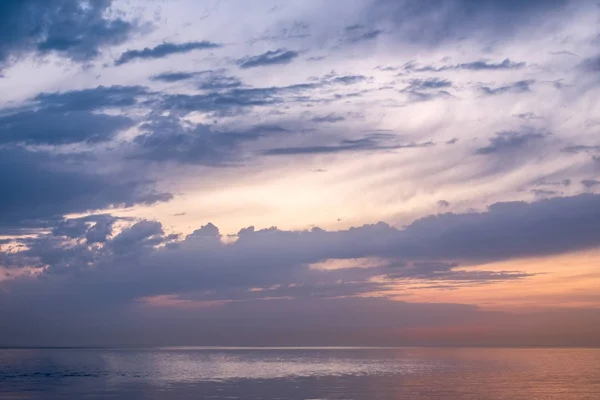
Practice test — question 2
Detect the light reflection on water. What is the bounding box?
[0,347,599,399]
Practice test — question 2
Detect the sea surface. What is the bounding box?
[0,347,599,399]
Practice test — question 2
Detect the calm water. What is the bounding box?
[0,347,599,399]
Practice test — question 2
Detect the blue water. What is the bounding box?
[0,347,599,399]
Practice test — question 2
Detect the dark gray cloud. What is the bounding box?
[0,83,172,231]
[115,41,221,66]
[311,113,346,123]
[150,72,198,82]
[263,134,434,155]
[0,85,151,145]
[107,220,174,255]
[406,78,452,90]
[33,85,151,111]
[0,0,136,66]
[0,109,133,145]
[160,87,296,115]
[582,179,600,188]
[158,74,366,115]
[406,58,525,72]
[475,130,547,155]
[437,200,450,208]
[458,58,526,70]
[515,112,543,121]
[328,75,367,85]
[400,78,453,102]
[342,25,383,44]
[580,54,600,72]
[151,69,243,90]
[480,80,534,95]
[369,0,574,46]
[562,144,600,154]
[0,147,171,232]
[51,214,118,243]
[196,70,243,90]
[237,48,299,69]
[29,82,297,119]
[131,115,286,165]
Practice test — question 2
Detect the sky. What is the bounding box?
[0,0,599,347]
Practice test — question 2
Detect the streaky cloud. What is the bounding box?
[562,144,600,154]
[406,58,526,72]
[115,41,221,65]
[150,72,198,82]
[263,135,434,155]
[237,48,299,69]
[480,80,534,96]
[475,130,547,155]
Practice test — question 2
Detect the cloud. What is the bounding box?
[196,70,243,90]
[237,48,299,69]
[562,145,600,154]
[51,214,118,244]
[580,54,600,72]
[4,193,600,306]
[328,75,367,85]
[33,85,151,111]
[582,179,600,188]
[263,134,434,155]
[115,41,221,65]
[515,112,543,121]
[399,78,453,102]
[437,200,450,208]
[475,130,547,155]
[480,80,534,96]
[0,109,133,145]
[369,0,574,46]
[0,85,153,146]
[151,69,243,89]
[0,147,171,232]
[406,58,526,72]
[0,0,136,66]
[457,59,526,70]
[107,220,172,255]
[159,87,297,115]
[342,25,383,44]
[157,74,365,115]
[406,78,452,90]
[131,115,286,165]
[311,113,346,123]
[150,72,198,82]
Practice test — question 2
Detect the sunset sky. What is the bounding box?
[1,0,599,347]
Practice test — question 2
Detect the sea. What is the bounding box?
[0,347,599,399]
